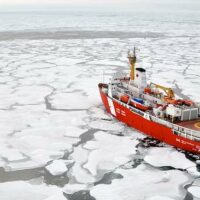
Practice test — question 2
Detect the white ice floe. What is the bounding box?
[64,126,87,138]
[0,181,65,200]
[13,86,52,105]
[44,194,67,200]
[6,160,42,171]
[0,144,25,161]
[69,146,95,183]
[49,92,92,110]
[187,167,200,177]
[83,131,138,176]
[89,120,124,132]
[29,149,65,166]
[145,196,175,200]
[46,160,68,176]
[88,59,125,67]
[188,186,200,198]
[89,107,111,120]
[0,108,87,169]
[144,147,195,170]
[63,184,87,194]
[90,164,189,200]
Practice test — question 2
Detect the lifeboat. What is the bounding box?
[130,98,150,111]
[144,87,152,94]
[183,100,194,106]
[120,94,130,103]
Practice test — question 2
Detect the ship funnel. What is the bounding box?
[128,47,137,80]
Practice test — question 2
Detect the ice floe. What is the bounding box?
[46,160,68,176]
[90,164,189,200]
[145,196,175,200]
[49,92,92,110]
[69,146,95,183]
[188,186,200,198]
[89,120,124,132]
[63,183,87,195]
[0,181,65,200]
[83,131,138,176]
[144,147,195,170]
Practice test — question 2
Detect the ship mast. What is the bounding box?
[128,47,137,80]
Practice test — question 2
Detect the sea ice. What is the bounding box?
[89,120,124,132]
[64,126,87,138]
[83,131,138,176]
[0,181,65,200]
[145,196,175,200]
[90,164,189,200]
[89,107,111,120]
[46,160,68,176]
[0,144,25,161]
[69,146,95,183]
[144,147,195,170]
[49,92,92,110]
[63,184,87,195]
[188,186,200,198]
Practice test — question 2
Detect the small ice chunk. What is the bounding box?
[46,160,68,176]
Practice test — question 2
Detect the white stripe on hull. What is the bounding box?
[108,97,116,116]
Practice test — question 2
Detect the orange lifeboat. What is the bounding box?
[120,95,130,103]
[183,100,194,106]
[144,87,152,94]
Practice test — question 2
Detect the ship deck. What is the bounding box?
[176,119,200,132]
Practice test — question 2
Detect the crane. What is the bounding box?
[150,82,175,99]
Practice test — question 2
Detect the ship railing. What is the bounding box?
[150,115,200,140]
[110,95,200,141]
[128,105,144,116]
[150,115,173,128]
[172,124,200,141]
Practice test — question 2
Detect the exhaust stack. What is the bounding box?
[128,47,137,80]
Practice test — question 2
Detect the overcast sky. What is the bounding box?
[0,0,200,11]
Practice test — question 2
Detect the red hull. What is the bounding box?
[99,86,200,154]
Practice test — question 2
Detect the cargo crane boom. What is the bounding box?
[150,83,175,99]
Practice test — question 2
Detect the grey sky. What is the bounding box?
[0,0,200,11]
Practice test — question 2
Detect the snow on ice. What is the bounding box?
[0,181,65,200]
[46,160,68,176]
[83,131,138,176]
[90,164,190,200]
[144,147,195,169]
